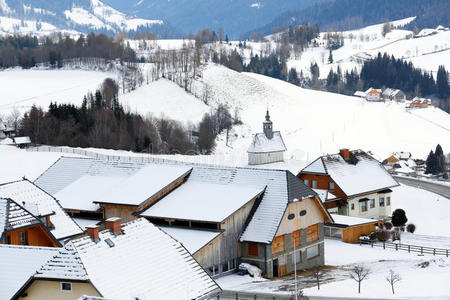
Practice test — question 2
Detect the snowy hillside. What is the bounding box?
[0,0,166,36]
[194,64,450,160]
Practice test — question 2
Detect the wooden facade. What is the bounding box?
[3,224,60,247]
[324,221,379,243]
[298,173,346,200]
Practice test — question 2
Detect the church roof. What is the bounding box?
[247,131,287,154]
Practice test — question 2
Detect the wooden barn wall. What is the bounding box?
[342,223,377,243]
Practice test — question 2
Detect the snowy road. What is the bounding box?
[394,176,450,199]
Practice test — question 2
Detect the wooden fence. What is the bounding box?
[359,239,450,257]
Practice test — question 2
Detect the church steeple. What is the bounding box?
[263,109,273,139]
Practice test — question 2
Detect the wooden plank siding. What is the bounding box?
[307,224,319,243]
[4,225,59,247]
[298,173,347,200]
[272,235,285,254]
[247,243,259,256]
[291,230,300,248]
[342,223,377,243]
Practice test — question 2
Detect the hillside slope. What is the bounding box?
[195,64,450,160]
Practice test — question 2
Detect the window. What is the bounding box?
[19,231,28,245]
[288,213,295,220]
[329,182,335,190]
[351,203,355,210]
[312,180,317,188]
[306,224,319,242]
[247,243,259,256]
[361,201,368,212]
[370,199,375,208]
[60,282,72,292]
[299,210,307,216]
[304,179,309,186]
[291,251,301,264]
[387,197,391,206]
[306,245,320,259]
[222,261,229,272]
[379,197,385,207]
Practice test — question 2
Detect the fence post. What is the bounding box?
[395,244,398,251]
[235,293,238,300]
[408,245,410,253]
[447,250,448,257]
[371,241,373,248]
[421,247,423,255]
[433,248,436,256]
[383,242,385,249]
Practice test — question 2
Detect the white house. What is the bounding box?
[247,110,287,165]
[365,88,382,101]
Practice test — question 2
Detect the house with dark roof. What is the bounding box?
[0,198,60,247]
[13,218,221,300]
[34,156,332,278]
[298,149,399,219]
[247,110,287,165]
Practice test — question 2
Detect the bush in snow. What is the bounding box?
[406,223,416,233]
[392,209,408,227]
[391,231,401,241]
[384,221,393,230]
[377,230,390,242]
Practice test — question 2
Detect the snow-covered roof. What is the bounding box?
[159,226,222,254]
[94,164,192,206]
[393,151,411,159]
[327,214,380,227]
[365,88,381,94]
[141,181,265,222]
[382,88,402,97]
[0,180,83,240]
[313,189,339,202]
[302,158,327,174]
[353,91,366,97]
[73,218,100,230]
[301,150,399,197]
[0,198,41,236]
[36,158,192,209]
[0,137,14,145]
[35,157,322,244]
[0,245,59,300]
[33,218,220,299]
[247,131,287,153]
[13,136,31,144]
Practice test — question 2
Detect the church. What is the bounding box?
[247,110,287,165]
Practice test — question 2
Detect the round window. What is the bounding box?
[299,210,307,216]
[288,214,295,220]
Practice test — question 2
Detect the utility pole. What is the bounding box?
[294,237,298,300]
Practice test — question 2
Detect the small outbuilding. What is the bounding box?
[324,214,381,243]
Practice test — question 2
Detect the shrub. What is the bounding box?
[384,222,393,230]
[377,230,390,242]
[406,223,416,233]
[391,231,401,241]
[392,209,408,227]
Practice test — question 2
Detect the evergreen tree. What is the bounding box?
[435,144,446,174]
[436,65,449,99]
[328,49,333,64]
[288,68,300,86]
[425,150,437,174]
[392,209,408,227]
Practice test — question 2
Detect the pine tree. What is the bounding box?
[435,144,445,174]
[425,150,436,174]
[437,65,449,99]
[328,49,333,64]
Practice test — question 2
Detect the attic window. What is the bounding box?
[288,214,295,220]
[105,238,115,248]
[299,210,307,216]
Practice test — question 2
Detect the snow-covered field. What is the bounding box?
[196,64,450,161]
[0,69,114,116]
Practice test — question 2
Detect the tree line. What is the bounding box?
[18,78,233,154]
[0,33,136,69]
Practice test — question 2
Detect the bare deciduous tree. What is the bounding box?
[349,265,370,294]
[385,269,401,294]
[311,266,324,290]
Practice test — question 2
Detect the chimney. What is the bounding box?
[86,225,99,241]
[105,217,122,234]
[340,148,350,159]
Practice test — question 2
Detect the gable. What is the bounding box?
[275,196,329,237]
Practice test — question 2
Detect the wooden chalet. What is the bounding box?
[298,149,399,219]
[365,88,382,101]
[324,214,381,243]
[0,198,60,247]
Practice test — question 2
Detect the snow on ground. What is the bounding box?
[0,145,81,183]
[217,239,450,298]
[391,184,450,238]
[0,69,114,116]
[120,78,209,124]
[195,64,450,161]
